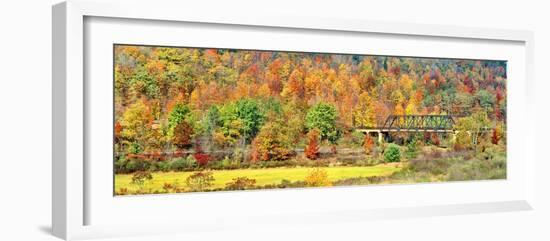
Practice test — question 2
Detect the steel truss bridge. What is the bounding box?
[355,115,457,142]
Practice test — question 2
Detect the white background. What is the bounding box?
[0,0,549,240]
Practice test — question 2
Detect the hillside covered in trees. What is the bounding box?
[114,45,507,195]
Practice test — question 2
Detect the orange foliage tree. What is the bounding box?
[172,121,194,150]
[363,134,375,155]
[305,128,320,160]
[491,128,501,145]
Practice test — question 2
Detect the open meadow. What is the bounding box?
[115,164,402,194]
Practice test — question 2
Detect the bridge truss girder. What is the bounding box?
[381,115,455,132]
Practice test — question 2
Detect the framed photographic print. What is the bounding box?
[52,0,535,240]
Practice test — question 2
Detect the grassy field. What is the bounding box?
[115,163,402,194]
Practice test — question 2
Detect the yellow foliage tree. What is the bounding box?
[354,92,376,127]
[405,98,417,115]
[120,100,153,153]
[398,74,414,96]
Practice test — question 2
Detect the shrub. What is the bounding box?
[305,128,320,160]
[187,155,198,167]
[131,171,153,186]
[169,156,197,171]
[193,141,211,166]
[220,156,232,168]
[162,182,175,193]
[194,153,211,166]
[114,155,128,173]
[275,179,306,189]
[125,158,152,173]
[155,161,171,172]
[225,177,257,190]
[304,168,332,187]
[216,156,241,170]
[116,188,129,195]
[384,144,401,163]
[279,179,293,188]
[185,171,215,192]
[128,142,142,154]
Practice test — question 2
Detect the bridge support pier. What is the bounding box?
[362,130,385,144]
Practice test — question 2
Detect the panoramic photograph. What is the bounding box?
[113,45,507,195]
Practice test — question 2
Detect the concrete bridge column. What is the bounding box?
[363,130,384,144]
[378,131,384,144]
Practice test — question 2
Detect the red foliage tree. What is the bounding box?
[193,140,211,166]
[495,88,504,102]
[305,129,320,160]
[494,104,502,120]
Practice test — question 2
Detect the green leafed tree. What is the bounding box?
[130,66,160,99]
[305,102,341,144]
[168,103,191,129]
[216,103,243,147]
[475,89,496,111]
[204,105,221,135]
[234,99,265,143]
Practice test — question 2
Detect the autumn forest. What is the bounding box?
[114,45,507,195]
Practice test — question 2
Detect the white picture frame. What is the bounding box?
[52,0,536,240]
